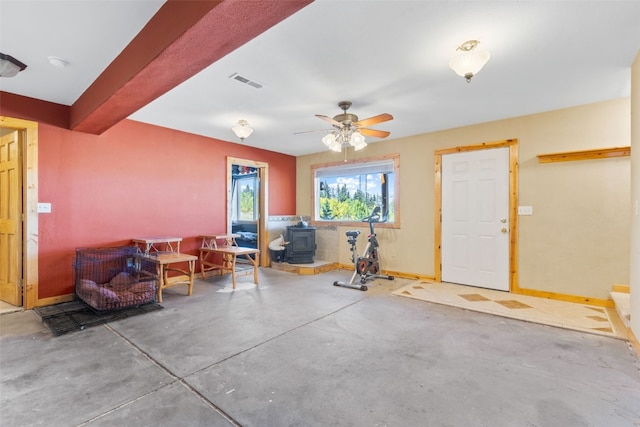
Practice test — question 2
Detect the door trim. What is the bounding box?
[434,139,519,291]
[226,157,269,267]
[0,116,38,309]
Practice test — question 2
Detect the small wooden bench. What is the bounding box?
[199,234,260,289]
[136,252,197,303]
[132,237,182,255]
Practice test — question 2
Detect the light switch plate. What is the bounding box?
[37,202,52,213]
[518,205,533,215]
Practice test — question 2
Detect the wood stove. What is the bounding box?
[286,226,316,264]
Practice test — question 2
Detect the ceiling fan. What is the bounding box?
[296,101,393,153]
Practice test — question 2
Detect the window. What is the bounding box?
[312,155,399,225]
[232,173,259,222]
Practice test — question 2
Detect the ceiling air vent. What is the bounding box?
[229,72,263,89]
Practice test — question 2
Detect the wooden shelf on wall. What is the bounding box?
[537,146,630,163]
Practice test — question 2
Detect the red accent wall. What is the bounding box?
[2,94,296,299]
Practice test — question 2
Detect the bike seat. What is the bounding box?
[346,230,361,238]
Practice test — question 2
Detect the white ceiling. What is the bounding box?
[1,0,639,156]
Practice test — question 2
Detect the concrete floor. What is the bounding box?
[1,268,639,427]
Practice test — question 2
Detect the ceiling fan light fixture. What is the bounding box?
[322,133,342,152]
[0,52,27,77]
[329,142,342,152]
[350,132,367,150]
[232,120,253,141]
[309,101,393,156]
[449,40,490,83]
[330,139,342,152]
[322,133,336,148]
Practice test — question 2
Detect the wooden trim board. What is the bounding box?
[537,146,630,163]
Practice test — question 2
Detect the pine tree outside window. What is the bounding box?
[233,176,258,222]
[312,155,399,226]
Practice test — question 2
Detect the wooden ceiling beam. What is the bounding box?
[70,0,312,134]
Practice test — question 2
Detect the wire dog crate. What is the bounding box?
[73,246,158,311]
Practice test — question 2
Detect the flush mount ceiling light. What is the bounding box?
[448,40,490,83]
[0,52,27,77]
[232,120,254,141]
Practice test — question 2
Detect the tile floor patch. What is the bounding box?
[494,300,532,309]
[391,280,628,340]
[459,293,491,302]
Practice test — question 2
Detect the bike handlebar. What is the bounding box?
[361,206,385,223]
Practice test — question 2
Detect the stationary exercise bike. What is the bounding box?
[333,206,394,291]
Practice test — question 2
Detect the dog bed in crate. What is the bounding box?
[74,246,158,311]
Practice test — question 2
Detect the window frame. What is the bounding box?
[310,154,400,228]
[233,175,259,223]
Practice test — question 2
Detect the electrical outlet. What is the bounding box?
[391,250,396,257]
[518,205,533,215]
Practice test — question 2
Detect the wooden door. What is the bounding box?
[227,157,269,267]
[441,147,510,291]
[0,130,22,305]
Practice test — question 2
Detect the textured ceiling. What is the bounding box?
[1,0,639,156]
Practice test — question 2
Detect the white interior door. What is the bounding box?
[441,147,510,291]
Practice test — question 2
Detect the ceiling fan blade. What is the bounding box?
[293,129,332,135]
[354,113,393,128]
[359,128,390,138]
[316,114,344,127]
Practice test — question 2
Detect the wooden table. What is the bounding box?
[138,252,197,303]
[199,234,260,289]
[132,237,182,255]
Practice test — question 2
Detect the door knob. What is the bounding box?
[500,218,507,223]
[501,228,508,233]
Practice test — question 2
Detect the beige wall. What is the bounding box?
[297,98,631,300]
[630,51,639,337]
